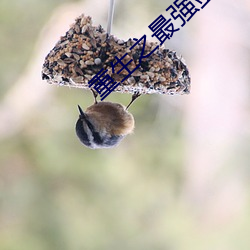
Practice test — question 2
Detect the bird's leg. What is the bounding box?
[90,89,98,104]
[126,91,141,110]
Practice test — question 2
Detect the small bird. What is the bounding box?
[75,91,140,149]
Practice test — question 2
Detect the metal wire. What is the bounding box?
[107,0,115,34]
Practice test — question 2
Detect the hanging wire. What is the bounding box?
[107,0,115,34]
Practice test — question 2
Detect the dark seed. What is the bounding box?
[42,73,50,80]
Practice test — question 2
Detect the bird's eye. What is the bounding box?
[42,4,191,150]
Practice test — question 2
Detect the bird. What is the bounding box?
[75,91,140,149]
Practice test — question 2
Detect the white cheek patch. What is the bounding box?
[83,122,95,146]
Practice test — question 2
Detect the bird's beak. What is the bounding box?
[77,105,86,119]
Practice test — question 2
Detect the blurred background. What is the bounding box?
[1,0,250,249]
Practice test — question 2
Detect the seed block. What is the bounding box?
[42,14,190,95]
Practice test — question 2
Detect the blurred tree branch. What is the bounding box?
[0,0,109,139]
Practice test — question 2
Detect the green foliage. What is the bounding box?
[0,0,70,98]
